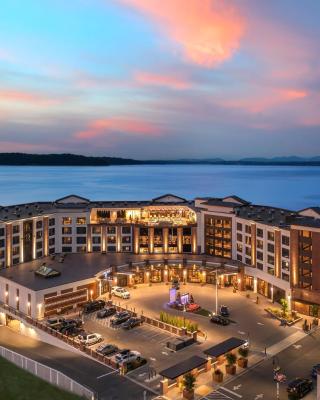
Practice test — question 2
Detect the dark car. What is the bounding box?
[59,318,82,333]
[220,305,230,317]
[83,300,106,314]
[210,314,230,326]
[62,326,85,337]
[111,312,131,326]
[96,343,119,356]
[287,378,313,398]
[121,317,142,329]
[97,307,117,319]
[311,364,320,379]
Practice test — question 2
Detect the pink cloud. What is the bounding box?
[0,90,61,105]
[135,71,190,89]
[121,0,245,67]
[75,118,160,139]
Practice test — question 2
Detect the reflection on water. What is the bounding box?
[0,164,319,209]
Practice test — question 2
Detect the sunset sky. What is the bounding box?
[1,0,320,159]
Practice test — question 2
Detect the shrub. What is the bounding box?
[159,312,198,332]
[238,347,249,358]
[183,373,196,391]
[225,353,237,366]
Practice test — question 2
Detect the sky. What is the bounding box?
[0,0,320,160]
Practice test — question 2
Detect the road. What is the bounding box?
[204,330,320,400]
[0,326,155,400]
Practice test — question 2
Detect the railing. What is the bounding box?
[0,345,96,400]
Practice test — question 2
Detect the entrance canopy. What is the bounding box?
[204,337,246,358]
[159,355,207,380]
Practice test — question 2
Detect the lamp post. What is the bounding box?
[215,269,219,315]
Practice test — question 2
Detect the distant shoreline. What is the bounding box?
[0,153,320,166]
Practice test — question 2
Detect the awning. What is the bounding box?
[159,355,207,380]
[204,337,246,358]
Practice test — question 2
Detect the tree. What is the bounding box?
[280,298,288,317]
[183,373,196,392]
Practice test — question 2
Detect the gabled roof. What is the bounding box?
[152,194,187,203]
[222,195,249,205]
[55,194,90,204]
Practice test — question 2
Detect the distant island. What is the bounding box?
[1,153,320,166]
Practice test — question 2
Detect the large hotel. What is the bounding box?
[0,193,319,320]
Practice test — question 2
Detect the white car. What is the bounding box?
[114,350,141,365]
[111,286,130,299]
[77,333,102,346]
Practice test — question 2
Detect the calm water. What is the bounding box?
[0,165,319,210]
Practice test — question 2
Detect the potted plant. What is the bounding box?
[213,368,224,383]
[225,353,237,375]
[182,372,196,400]
[237,347,249,368]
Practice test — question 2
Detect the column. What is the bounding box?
[116,226,121,252]
[177,227,183,253]
[251,223,256,267]
[101,225,106,252]
[253,277,258,293]
[32,219,36,259]
[134,226,139,254]
[275,229,281,278]
[87,225,92,252]
[5,223,12,267]
[163,227,169,253]
[148,227,154,254]
[43,217,49,257]
[290,228,299,287]
[192,227,197,254]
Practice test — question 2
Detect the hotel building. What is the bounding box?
[0,194,319,319]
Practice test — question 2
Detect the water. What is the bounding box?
[0,165,319,210]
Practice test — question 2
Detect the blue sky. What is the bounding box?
[0,0,320,159]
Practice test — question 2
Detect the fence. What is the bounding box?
[0,345,96,400]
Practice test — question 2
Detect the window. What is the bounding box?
[49,228,55,236]
[12,236,19,245]
[92,246,101,252]
[257,262,263,270]
[237,223,242,231]
[107,226,116,234]
[122,246,131,252]
[245,247,251,256]
[282,260,289,271]
[282,248,289,258]
[12,246,20,256]
[49,238,55,246]
[0,239,4,248]
[267,255,274,265]
[36,231,42,239]
[62,237,72,245]
[245,257,251,265]
[36,220,42,229]
[77,237,86,244]
[92,236,101,244]
[267,231,274,241]
[282,273,289,282]
[13,257,19,265]
[92,226,101,234]
[267,243,274,253]
[267,267,275,275]
[282,235,290,246]
[49,218,55,226]
[245,225,251,234]
[122,226,131,234]
[62,246,72,253]
[36,241,42,249]
[257,228,263,238]
[13,225,20,234]
[0,228,5,237]
[237,243,243,252]
[0,249,5,259]
[257,251,263,261]
[257,239,263,250]
[62,227,72,235]
[237,233,242,242]
[77,246,86,253]
[77,227,86,235]
[237,254,242,262]
[183,227,192,236]
[76,217,86,225]
[122,236,131,243]
[245,236,251,245]
[62,217,72,225]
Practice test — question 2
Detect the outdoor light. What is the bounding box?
[27,301,30,307]
[183,269,187,277]
[164,270,168,276]
[237,278,241,284]
[5,291,8,297]
[16,296,19,302]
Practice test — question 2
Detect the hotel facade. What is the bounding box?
[0,194,320,319]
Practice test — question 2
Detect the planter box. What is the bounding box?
[213,371,224,383]
[183,389,194,400]
[237,358,248,368]
[225,364,236,375]
[265,308,302,326]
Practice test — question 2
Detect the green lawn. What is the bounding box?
[0,356,83,400]
[194,308,211,317]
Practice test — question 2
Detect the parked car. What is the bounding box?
[111,311,131,326]
[111,286,130,299]
[46,317,65,330]
[186,303,200,312]
[287,378,313,398]
[77,332,103,346]
[96,343,119,356]
[115,350,141,365]
[97,306,117,319]
[121,317,142,329]
[220,305,230,317]
[311,364,320,379]
[62,326,85,337]
[59,318,82,332]
[83,300,106,314]
[210,314,230,325]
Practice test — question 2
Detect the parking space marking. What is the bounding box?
[219,387,242,398]
[257,322,264,326]
[96,370,118,379]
